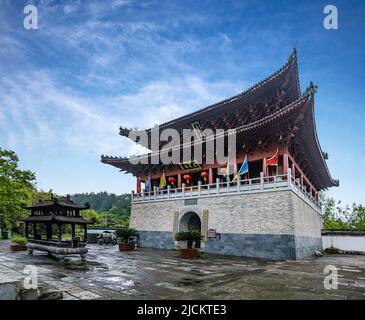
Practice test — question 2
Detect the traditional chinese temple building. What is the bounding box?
[101,49,338,260]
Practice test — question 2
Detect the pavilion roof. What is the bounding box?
[24,197,90,210]
[22,215,93,225]
[120,49,301,150]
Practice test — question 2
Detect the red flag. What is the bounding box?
[266,148,279,166]
[137,176,141,193]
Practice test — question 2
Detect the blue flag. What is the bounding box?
[233,154,249,181]
[145,173,151,192]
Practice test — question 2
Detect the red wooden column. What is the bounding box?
[209,168,214,185]
[177,173,182,189]
[262,158,267,176]
[282,147,289,174]
[291,162,296,178]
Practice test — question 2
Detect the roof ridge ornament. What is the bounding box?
[304,81,318,98]
[288,47,297,62]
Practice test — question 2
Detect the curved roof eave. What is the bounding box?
[118,49,300,144]
[303,96,339,188]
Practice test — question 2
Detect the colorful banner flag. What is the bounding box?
[145,173,151,192]
[266,148,279,166]
[159,171,166,189]
[233,154,249,182]
[226,160,230,182]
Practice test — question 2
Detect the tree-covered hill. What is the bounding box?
[71,192,131,214]
[70,192,131,227]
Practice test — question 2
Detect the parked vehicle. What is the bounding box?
[97,231,117,245]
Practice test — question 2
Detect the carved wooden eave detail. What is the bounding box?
[101,94,311,176]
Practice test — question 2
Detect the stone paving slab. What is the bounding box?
[1,240,365,299]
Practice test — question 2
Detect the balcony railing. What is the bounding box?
[131,168,320,210]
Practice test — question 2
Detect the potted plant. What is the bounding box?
[116,227,137,251]
[10,234,27,251]
[175,230,202,258]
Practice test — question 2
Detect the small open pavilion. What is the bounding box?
[22,196,93,260]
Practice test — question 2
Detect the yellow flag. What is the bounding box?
[159,171,166,189]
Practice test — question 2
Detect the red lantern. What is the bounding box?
[183,174,192,186]
[168,177,176,186]
[201,171,209,183]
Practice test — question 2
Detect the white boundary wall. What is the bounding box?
[322,234,365,252]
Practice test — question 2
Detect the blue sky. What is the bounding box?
[0,0,364,205]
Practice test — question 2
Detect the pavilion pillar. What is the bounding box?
[46,223,52,240]
[282,148,289,174]
[178,173,182,189]
[71,224,75,239]
[208,168,213,185]
[300,175,304,187]
[25,222,29,239]
[83,224,87,243]
[33,223,37,239]
[57,224,62,243]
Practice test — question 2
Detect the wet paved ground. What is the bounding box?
[1,240,365,299]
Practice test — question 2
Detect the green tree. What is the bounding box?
[81,209,104,225]
[70,192,131,227]
[321,194,365,230]
[0,148,36,231]
[351,204,365,230]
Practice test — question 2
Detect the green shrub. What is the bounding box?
[175,230,202,249]
[175,231,189,242]
[11,234,27,245]
[175,230,202,241]
[115,227,137,242]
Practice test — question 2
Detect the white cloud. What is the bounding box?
[0,69,245,158]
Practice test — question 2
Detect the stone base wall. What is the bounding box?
[130,189,323,260]
[204,233,296,260]
[137,231,175,250]
[294,235,322,259]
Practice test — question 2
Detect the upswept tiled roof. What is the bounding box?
[102,50,339,190]
[24,197,90,210]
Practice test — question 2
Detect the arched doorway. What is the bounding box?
[179,212,201,248]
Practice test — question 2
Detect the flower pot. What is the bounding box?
[119,242,135,251]
[10,244,27,251]
[180,248,199,258]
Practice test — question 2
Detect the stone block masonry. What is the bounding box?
[130,189,323,260]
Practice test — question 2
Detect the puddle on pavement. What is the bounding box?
[60,259,110,272]
[178,277,203,286]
